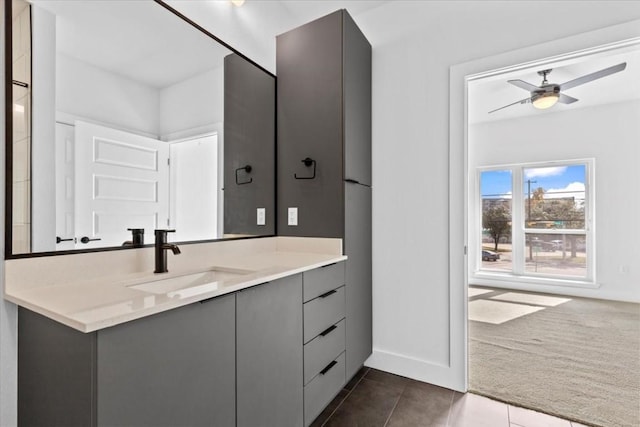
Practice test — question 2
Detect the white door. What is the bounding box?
[75,121,169,248]
[169,134,218,242]
[55,122,76,250]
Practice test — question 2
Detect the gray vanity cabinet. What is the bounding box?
[302,262,347,426]
[224,53,276,236]
[236,275,304,427]
[276,9,372,382]
[18,294,236,427]
[97,294,236,426]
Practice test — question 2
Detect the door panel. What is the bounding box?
[74,121,169,248]
[277,11,344,238]
[55,122,76,250]
[343,12,372,186]
[224,54,276,236]
[344,182,372,378]
[169,135,219,242]
[97,295,236,427]
[236,275,304,427]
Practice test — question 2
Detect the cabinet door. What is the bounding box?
[18,308,97,427]
[224,53,276,236]
[343,11,372,187]
[276,10,344,238]
[96,294,236,427]
[237,275,304,427]
[344,182,373,379]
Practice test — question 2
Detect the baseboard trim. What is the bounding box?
[365,349,466,393]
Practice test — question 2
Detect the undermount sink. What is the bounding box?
[128,267,254,297]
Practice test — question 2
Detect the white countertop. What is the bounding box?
[4,238,346,333]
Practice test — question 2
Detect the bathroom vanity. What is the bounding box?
[8,237,347,426]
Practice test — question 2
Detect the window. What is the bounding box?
[480,169,512,273]
[478,160,593,283]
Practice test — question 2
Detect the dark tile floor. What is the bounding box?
[312,367,587,427]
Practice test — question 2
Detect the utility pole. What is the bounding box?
[527,179,537,261]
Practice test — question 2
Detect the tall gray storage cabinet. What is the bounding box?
[276,9,372,381]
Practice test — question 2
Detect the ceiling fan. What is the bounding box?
[488,62,627,114]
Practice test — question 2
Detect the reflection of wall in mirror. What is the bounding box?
[169,135,219,243]
[12,0,32,254]
[28,2,225,252]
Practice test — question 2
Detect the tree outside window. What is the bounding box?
[479,162,592,281]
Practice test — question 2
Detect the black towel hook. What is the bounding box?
[235,165,253,185]
[294,157,316,180]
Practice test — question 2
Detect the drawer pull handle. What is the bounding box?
[320,360,338,376]
[318,289,337,299]
[320,324,337,337]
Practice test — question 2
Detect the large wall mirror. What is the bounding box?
[5,0,276,257]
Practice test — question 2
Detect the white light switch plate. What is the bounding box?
[288,207,298,226]
[257,208,266,226]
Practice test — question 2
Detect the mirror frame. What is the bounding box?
[4,0,276,259]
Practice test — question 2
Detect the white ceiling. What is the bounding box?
[30,0,638,114]
[30,0,232,89]
[29,0,391,89]
[277,1,388,26]
[468,42,640,124]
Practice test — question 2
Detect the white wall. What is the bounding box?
[31,6,56,253]
[470,100,640,302]
[56,54,160,136]
[353,1,640,390]
[166,0,295,74]
[1,5,18,425]
[159,66,224,139]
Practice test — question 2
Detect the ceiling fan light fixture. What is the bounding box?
[532,92,559,110]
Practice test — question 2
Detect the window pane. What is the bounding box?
[480,170,512,272]
[523,165,585,230]
[525,233,586,278]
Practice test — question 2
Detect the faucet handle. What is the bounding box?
[127,228,145,246]
[154,229,176,244]
[154,229,176,237]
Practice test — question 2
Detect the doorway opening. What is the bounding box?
[465,39,640,427]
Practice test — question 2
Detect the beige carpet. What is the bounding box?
[469,287,640,427]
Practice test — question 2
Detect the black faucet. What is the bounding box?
[122,228,145,247]
[154,229,181,273]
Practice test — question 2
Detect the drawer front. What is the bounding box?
[303,262,345,303]
[304,319,345,385]
[303,286,345,343]
[304,352,346,427]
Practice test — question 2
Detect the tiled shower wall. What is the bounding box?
[12,0,31,253]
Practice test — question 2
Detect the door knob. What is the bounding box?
[80,236,102,244]
[56,236,75,244]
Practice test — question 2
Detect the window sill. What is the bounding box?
[471,271,600,290]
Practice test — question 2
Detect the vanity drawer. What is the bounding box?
[303,286,345,343]
[304,352,346,427]
[304,319,345,385]
[303,262,345,303]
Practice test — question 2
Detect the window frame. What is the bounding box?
[475,159,595,286]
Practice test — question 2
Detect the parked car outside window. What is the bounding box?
[482,250,500,261]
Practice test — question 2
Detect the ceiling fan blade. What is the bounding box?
[559,62,626,91]
[488,97,532,114]
[558,93,578,104]
[508,79,540,92]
